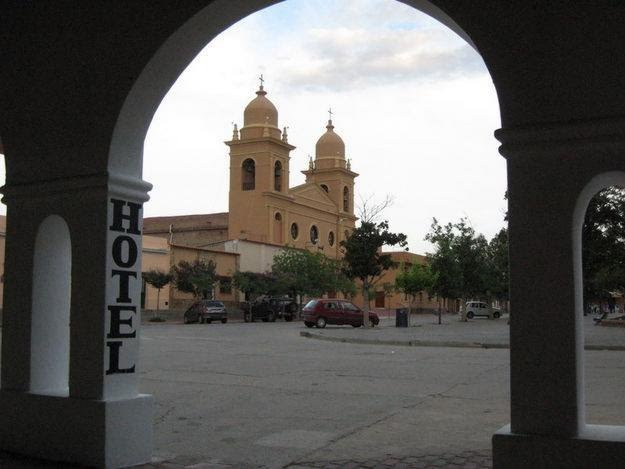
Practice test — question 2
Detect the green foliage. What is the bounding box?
[171,258,217,299]
[142,269,172,313]
[395,262,438,307]
[272,247,348,299]
[232,271,285,300]
[340,220,408,310]
[142,269,172,290]
[486,228,509,302]
[583,186,625,305]
[425,218,492,302]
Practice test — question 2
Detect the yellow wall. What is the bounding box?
[168,244,239,309]
[351,252,448,312]
[141,235,171,311]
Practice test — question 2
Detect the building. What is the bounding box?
[141,83,445,313]
[2,3,624,467]
[143,83,362,309]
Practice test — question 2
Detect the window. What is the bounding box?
[328,231,335,246]
[344,229,350,240]
[219,279,232,294]
[274,212,283,244]
[325,301,338,310]
[343,186,349,212]
[320,184,329,193]
[341,301,359,311]
[242,158,255,190]
[291,222,299,240]
[274,161,282,191]
[310,225,319,244]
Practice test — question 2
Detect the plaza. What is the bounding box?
[6,316,623,468]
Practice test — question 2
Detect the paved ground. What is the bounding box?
[301,312,625,349]
[1,314,625,468]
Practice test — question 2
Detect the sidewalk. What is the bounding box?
[301,313,625,351]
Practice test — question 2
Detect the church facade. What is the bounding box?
[143,83,358,308]
[142,83,443,313]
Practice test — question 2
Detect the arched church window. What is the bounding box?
[242,158,255,191]
[320,184,329,193]
[343,186,349,212]
[310,225,319,244]
[291,222,299,240]
[274,161,282,191]
[274,212,283,244]
[344,229,350,240]
[328,231,335,246]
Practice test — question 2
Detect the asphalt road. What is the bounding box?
[139,320,625,468]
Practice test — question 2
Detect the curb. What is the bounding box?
[299,331,508,349]
[299,331,625,351]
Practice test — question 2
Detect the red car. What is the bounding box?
[302,299,379,328]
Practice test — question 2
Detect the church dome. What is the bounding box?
[243,86,278,127]
[315,120,345,158]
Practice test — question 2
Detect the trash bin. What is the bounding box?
[395,308,408,327]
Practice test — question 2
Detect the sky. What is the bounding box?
[143,0,506,254]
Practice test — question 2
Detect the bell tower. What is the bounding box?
[303,113,358,217]
[226,79,295,242]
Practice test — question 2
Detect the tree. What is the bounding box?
[487,228,509,305]
[582,186,625,313]
[357,193,395,223]
[171,259,217,299]
[395,262,438,320]
[232,271,286,301]
[341,220,407,326]
[271,247,338,312]
[425,218,490,319]
[142,269,172,318]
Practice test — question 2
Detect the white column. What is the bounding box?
[0,172,154,468]
[493,119,625,467]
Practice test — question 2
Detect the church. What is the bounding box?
[142,81,442,313]
[142,81,358,308]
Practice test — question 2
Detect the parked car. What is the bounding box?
[242,296,298,322]
[184,300,228,324]
[463,301,501,320]
[302,299,379,328]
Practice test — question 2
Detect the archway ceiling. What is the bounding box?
[1,1,624,183]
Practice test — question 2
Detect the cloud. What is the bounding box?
[273,25,485,92]
[143,0,504,255]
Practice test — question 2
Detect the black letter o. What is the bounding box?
[112,236,138,268]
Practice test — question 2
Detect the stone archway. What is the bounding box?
[2,2,625,468]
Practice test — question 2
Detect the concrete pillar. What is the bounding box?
[492,119,625,467]
[0,173,153,468]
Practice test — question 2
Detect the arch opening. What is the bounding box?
[575,176,625,427]
[274,161,282,192]
[30,215,71,396]
[242,158,255,191]
[274,212,283,244]
[112,0,506,464]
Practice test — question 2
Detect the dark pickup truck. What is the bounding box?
[242,297,298,322]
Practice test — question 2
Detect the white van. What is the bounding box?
[462,301,501,320]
